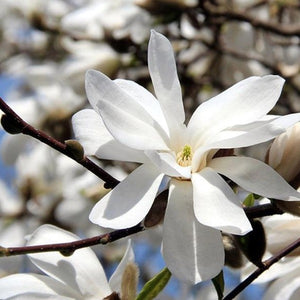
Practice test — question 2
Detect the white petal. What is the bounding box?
[209,112,300,149]
[263,267,300,300]
[188,75,285,148]
[27,225,111,298]
[192,169,252,235]
[85,69,169,150]
[145,150,191,178]
[72,109,147,162]
[148,30,185,135]
[192,113,300,172]
[162,180,224,284]
[109,239,135,293]
[89,164,164,229]
[114,79,169,135]
[209,157,300,201]
[0,273,80,299]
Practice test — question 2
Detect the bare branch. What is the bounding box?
[0,97,119,189]
[202,2,300,37]
[0,224,144,257]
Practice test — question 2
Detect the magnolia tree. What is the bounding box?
[0,1,300,299]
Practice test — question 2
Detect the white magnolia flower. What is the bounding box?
[0,225,135,299]
[263,266,300,300]
[61,0,151,43]
[72,30,300,283]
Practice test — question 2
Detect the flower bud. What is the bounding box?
[267,122,300,183]
[65,139,84,161]
[236,219,266,267]
[1,114,23,135]
[121,262,139,300]
[144,190,168,227]
[266,123,300,215]
[223,234,244,269]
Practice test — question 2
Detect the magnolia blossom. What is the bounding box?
[61,0,151,43]
[72,30,300,283]
[0,225,135,299]
[263,266,300,300]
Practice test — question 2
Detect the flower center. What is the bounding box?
[176,145,193,167]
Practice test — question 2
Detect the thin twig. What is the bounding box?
[223,237,300,300]
[244,203,283,219]
[201,1,300,37]
[0,224,144,257]
[0,97,119,189]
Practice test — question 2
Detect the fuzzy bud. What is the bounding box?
[121,262,139,300]
[65,139,84,161]
[223,234,244,269]
[144,190,168,227]
[1,114,23,134]
[266,123,300,215]
[266,122,300,183]
[236,219,266,267]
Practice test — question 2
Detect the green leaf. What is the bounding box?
[135,267,171,300]
[212,270,224,300]
[243,193,255,207]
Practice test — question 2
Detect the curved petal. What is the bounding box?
[85,69,169,151]
[114,79,169,136]
[89,164,164,229]
[263,267,300,300]
[148,30,185,136]
[0,273,80,299]
[209,157,300,201]
[192,168,252,235]
[188,75,285,148]
[162,179,224,284]
[145,150,191,178]
[109,240,135,293]
[191,113,300,172]
[208,112,300,149]
[72,109,147,163]
[26,225,111,298]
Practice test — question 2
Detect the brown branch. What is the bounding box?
[0,97,119,189]
[0,224,144,257]
[244,203,283,219]
[223,236,300,300]
[202,2,300,37]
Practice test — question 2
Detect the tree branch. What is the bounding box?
[0,97,119,189]
[0,224,144,257]
[244,203,283,219]
[202,2,300,37]
[223,236,300,300]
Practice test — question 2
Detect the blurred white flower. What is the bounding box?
[60,38,121,93]
[0,225,136,299]
[73,30,300,284]
[263,266,300,300]
[0,180,23,216]
[62,0,152,43]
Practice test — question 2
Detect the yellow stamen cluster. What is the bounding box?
[176,145,193,167]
